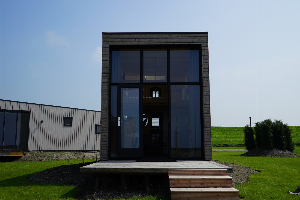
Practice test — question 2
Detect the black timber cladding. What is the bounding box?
[101,32,211,160]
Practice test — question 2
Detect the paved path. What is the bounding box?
[212,149,247,152]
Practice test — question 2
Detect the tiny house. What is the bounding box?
[100,32,211,160]
[0,99,101,154]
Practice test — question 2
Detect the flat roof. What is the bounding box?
[102,32,208,34]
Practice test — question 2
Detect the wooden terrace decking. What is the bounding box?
[80,160,232,174]
[80,161,239,199]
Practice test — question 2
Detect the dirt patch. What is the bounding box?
[241,148,300,157]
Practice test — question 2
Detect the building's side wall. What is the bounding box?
[0,100,101,151]
[101,33,211,160]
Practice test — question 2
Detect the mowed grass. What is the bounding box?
[211,127,245,147]
[0,159,91,200]
[290,126,300,144]
[211,126,300,148]
[213,151,300,200]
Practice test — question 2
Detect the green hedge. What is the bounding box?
[244,119,294,151]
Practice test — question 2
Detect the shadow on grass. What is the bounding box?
[0,156,23,162]
[0,173,78,199]
[0,173,39,187]
[60,187,79,199]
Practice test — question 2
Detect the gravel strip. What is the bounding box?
[213,149,247,152]
[241,148,300,157]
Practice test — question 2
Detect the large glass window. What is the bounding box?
[111,49,140,83]
[170,49,199,82]
[110,45,202,159]
[1,111,29,150]
[143,49,167,82]
[171,85,201,158]
[0,112,4,145]
[121,88,140,148]
[4,112,17,146]
[17,112,29,150]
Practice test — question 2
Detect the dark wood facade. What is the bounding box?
[101,32,211,160]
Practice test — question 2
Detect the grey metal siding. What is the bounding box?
[0,99,101,151]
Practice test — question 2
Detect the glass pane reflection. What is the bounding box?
[112,50,140,83]
[171,85,201,157]
[143,49,167,82]
[121,88,139,148]
[170,49,199,82]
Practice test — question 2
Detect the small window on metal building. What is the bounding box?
[95,124,101,134]
[63,117,73,127]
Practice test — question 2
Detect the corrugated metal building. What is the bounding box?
[0,99,101,151]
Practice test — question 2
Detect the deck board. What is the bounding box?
[80,160,231,174]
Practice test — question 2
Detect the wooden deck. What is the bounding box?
[80,160,231,174]
[80,161,239,199]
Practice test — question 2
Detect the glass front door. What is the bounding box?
[117,86,142,157]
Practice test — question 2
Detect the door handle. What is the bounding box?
[118,117,121,126]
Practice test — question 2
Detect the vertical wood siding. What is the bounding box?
[101,32,211,160]
[0,99,101,151]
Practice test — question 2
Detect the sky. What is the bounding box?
[0,0,299,127]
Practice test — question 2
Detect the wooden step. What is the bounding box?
[170,188,239,200]
[168,169,228,176]
[169,175,233,188]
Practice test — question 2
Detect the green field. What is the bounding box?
[211,126,300,147]
[213,151,300,200]
[211,127,245,147]
[289,126,300,145]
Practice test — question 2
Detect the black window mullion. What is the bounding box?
[140,48,143,84]
[167,48,171,158]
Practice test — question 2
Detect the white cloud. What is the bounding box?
[92,46,102,63]
[45,31,67,47]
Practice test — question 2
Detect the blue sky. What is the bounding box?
[0,0,299,127]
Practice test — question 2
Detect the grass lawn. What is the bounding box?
[290,126,300,144]
[0,159,90,200]
[213,151,300,200]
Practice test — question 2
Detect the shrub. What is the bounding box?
[260,119,273,150]
[246,119,295,152]
[283,124,295,152]
[254,122,263,148]
[244,125,256,150]
[272,120,286,150]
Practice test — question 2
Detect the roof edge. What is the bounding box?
[0,99,101,112]
[102,32,208,34]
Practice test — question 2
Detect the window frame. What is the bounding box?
[95,124,101,134]
[63,117,73,127]
[109,44,204,159]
